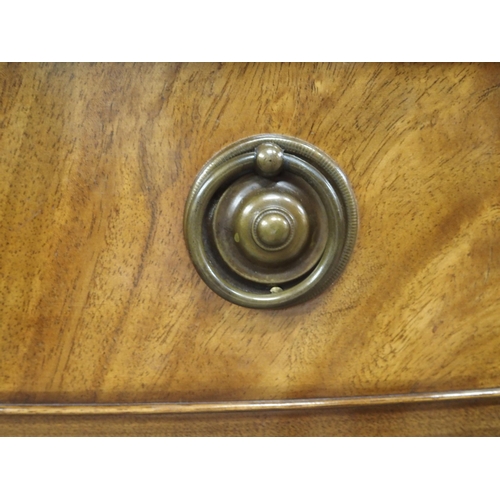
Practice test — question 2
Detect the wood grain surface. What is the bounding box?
[1,63,499,413]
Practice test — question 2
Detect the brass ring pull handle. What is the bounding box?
[184,134,358,309]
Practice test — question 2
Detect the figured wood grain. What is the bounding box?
[0,63,499,409]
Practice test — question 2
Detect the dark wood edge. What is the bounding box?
[1,387,500,415]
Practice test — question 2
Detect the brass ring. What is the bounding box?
[184,134,358,308]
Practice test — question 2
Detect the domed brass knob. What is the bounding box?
[184,134,358,309]
[254,210,291,249]
[255,143,284,176]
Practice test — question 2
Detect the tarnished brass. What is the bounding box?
[213,173,328,284]
[255,143,284,177]
[184,134,358,308]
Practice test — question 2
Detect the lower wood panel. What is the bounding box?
[2,399,500,436]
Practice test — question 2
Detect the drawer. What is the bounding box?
[1,63,499,435]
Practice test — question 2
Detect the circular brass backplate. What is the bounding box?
[213,173,328,284]
[184,134,358,309]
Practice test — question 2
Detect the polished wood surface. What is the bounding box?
[1,64,499,429]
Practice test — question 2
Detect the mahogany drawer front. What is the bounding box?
[1,63,499,433]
